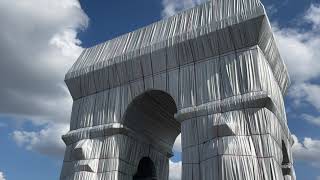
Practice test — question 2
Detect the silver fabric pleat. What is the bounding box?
[60,0,295,179]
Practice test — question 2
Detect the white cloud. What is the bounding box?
[0,0,88,125]
[12,123,69,157]
[288,83,320,111]
[274,3,320,125]
[173,134,182,153]
[169,160,182,180]
[0,0,88,156]
[170,134,182,180]
[170,133,182,180]
[161,0,206,17]
[305,4,320,30]
[302,114,320,127]
[292,135,320,168]
[317,176,320,180]
[274,16,320,83]
[0,172,5,180]
[274,6,320,175]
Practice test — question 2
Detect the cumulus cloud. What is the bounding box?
[173,134,182,153]
[302,114,320,127]
[170,133,182,180]
[0,0,87,125]
[305,4,320,30]
[169,160,182,180]
[0,0,88,156]
[274,3,320,125]
[0,172,5,180]
[12,123,68,157]
[292,135,320,168]
[288,83,320,110]
[161,0,206,17]
[170,134,182,180]
[274,21,320,83]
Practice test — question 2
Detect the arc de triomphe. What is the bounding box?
[60,0,296,179]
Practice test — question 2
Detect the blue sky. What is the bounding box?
[0,0,320,180]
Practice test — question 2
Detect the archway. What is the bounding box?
[133,157,157,180]
[122,90,180,179]
[122,90,180,153]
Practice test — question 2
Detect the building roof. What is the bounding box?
[65,0,290,99]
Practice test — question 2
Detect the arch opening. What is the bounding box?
[133,157,157,180]
[122,90,180,151]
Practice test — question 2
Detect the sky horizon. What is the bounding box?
[0,0,320,180]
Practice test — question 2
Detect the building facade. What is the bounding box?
[60,0,296,179]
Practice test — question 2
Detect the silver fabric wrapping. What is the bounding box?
[60,0,295,179]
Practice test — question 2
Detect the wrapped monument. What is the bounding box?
[60,0,296,179]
